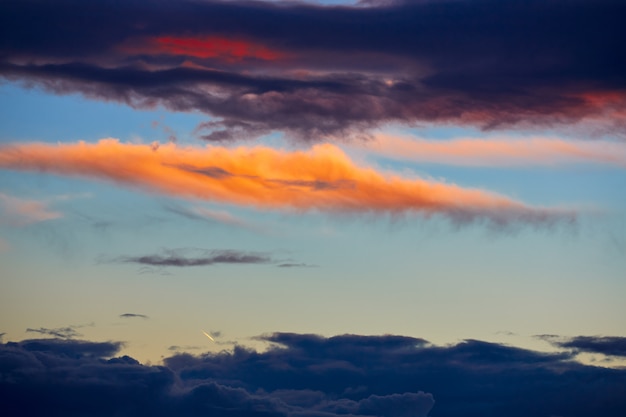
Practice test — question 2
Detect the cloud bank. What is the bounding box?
[1,0,625,140]
[2,333,625,416]
[0,140,575,228]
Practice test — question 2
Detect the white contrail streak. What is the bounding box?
[202,330,215,342]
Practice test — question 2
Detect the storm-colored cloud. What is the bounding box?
[120,313,149,319]
[1,0,624,139]
[0,139,575,228]
[540,335,626,357]
[2,333,626,416]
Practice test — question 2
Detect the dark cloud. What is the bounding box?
[539,335,626,357]
[110,247,310,269]
[1,0,624,140]
[120,313,150,319]
[2,333,626,416]
[25,326,82,339]
[277,263,317,268]
[116,248,273,267]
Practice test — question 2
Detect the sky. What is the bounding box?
[1,0,625,416]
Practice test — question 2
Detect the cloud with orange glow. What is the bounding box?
[0,140,573,228]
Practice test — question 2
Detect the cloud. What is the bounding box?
[2,333,626,416]
[25,326,82,339]
[350,134,626,168]
[539,335,626,357]
[0,139,575,229]
[1,0,624,139]
[0,192,62,226]
[115,248,273,268]
[120,313,149,319]
[0,237,9,252]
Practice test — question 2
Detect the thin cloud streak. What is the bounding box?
[117,250,272,268]
[0,139,575,228]
[120,313,149,319]
[352,135,626,168]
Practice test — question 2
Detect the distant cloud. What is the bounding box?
[0,192,62,226]
[116,248,273,268]
[2,332,625,416]
[277,262,317,268]
[0,237,9,252]
[26,326,82,339]
[539,335,626,357]
[119,313,149,319]
[0,139,576,229]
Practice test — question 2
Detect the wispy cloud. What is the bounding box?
[0,140,575,229]
[26,326,82,339]
[165,204,256,230]
[114,248,273,268]
[119,313,149,320]
[350,134,626,168]
[0,192,62,226]
[107,247,311,270]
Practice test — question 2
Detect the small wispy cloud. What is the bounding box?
[26,326,81,339]
[104,247,311,271]
[0,192,62,226]
[165,204,256,230]
[119,313,149,319]
[117,248,272,268]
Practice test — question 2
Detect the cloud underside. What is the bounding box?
[0,140,573,228]
[1,0,625,139]
[2,333,625,417]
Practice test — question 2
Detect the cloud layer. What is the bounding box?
[2,333,625,416]
[1,0,625,139]
[0,139,574,228]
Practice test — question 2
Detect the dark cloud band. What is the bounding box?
[2,0,625,139]
[2,333,625,416]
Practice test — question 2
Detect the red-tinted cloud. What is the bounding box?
[154,36,284,61]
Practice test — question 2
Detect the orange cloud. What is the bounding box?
[351,134,626,167]
[0,140,571,227]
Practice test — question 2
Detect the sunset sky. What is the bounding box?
[1,1,625,416]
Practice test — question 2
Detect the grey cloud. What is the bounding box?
[120,313,150,319]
